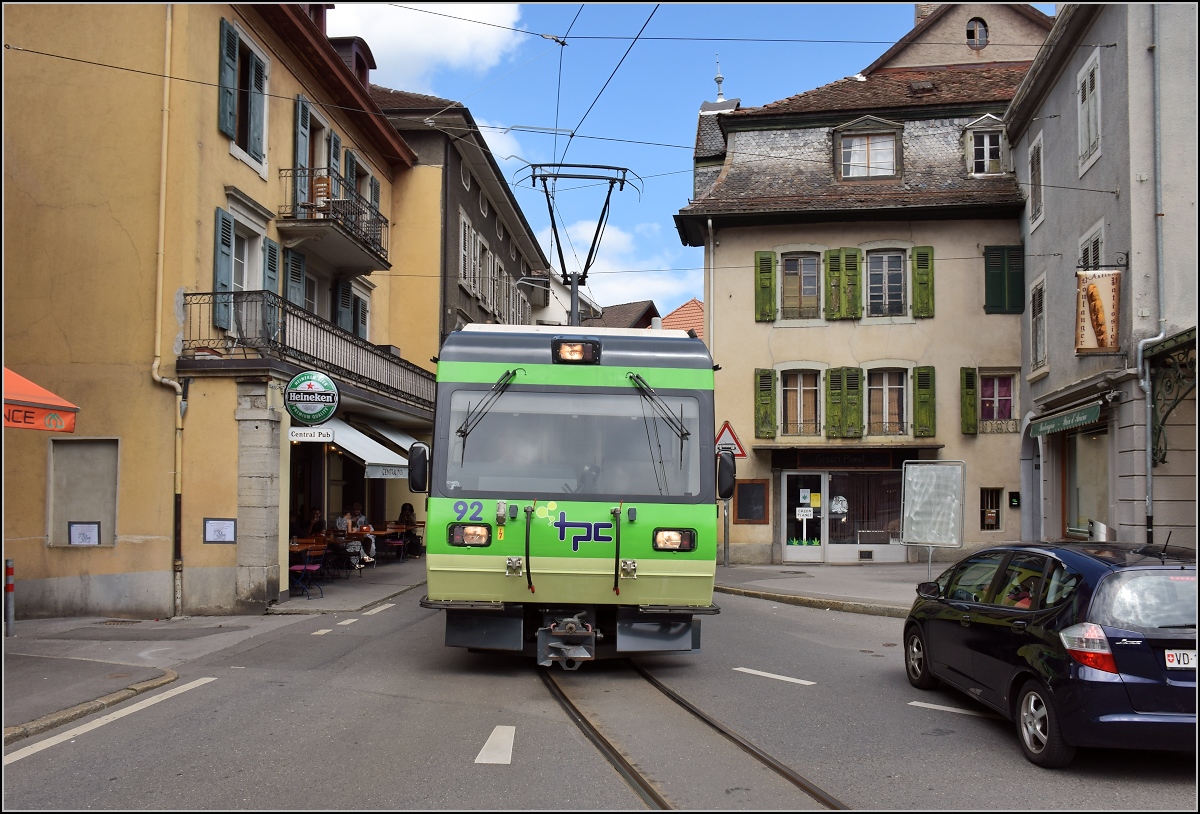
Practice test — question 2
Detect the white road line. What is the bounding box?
[363,603,395,616]
[733,667,816,686]
[312,629,332,635]
[3,678,217,766]
[908,700,1002,719]
[337,619,357,626]
[474,725,516,764]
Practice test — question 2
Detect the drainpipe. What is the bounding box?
[150,5,184,616]
[1136,4,1166,548]
[706,218,715,351]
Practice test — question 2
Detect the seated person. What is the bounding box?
[1005,578,1035,609]
[306,509,326,537]
[351,502,375,562]
[334,510,351,537]
[397,502,422,558]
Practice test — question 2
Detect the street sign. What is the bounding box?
[715,421,747,458]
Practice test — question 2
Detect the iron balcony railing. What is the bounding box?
[781,421,822,436]
[182,290,434,411]
[867,421,908,436]
[278,167,388,262]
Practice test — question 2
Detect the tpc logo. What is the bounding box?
[553,511,614,552]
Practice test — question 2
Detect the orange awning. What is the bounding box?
[4,367,78,433]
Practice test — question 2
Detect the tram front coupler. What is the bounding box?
[537,611,602,670]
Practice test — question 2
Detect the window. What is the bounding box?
[972,131,1003,174]
[1031,281,1047,370]
[867,251,905,316]
[480,195,489,217]
[841,133,895,178]
[781,253,820,319]
[218,19,268,171]
[461,162,471,190]
[980,487,1003,531]
[232,232,248,292]
[1029,133,1044,228]
[867,369,906,435]
[733,480,769,524]
[994,553,1046,608]
[781,370,820,435]
[352,294,369,339]
[1039,561,1082,608]
[304,274,317,313]
[967,18,989,50]
[980,375,1013,421]
[1077,50,1102,172]
[1066,425,1109,537]
[983,245,1024,314]
[1079,221,1104,270]
[497,221,506,241]
[945,552,1005,604]
[49,439,119,546]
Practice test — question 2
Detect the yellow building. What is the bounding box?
[4,4,446,616]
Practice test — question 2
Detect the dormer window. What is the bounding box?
[964,115,1007,177]
[967,18,989,50]
[834,117,902,181]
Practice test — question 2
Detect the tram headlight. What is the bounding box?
[653,529,696,552]
[450,524,491,547]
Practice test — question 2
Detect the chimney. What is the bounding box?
[914,3,940,26]
[328,37,377,89]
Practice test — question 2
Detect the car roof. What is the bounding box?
[994,541,1196,569]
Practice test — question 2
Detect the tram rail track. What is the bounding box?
[538,660,847,810]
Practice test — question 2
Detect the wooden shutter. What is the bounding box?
[262,238,280,294]
[960,367,978,434]
[344,151,357,196]
[824,250,842,319]
[370,177,380,211]
[983,246,1007,313]
[284,249,305,305]
[335,280,353,331]
[217,19,238,139]
[353,295,368,339]
[913,366,936,437]
[754,251,776,322]
[841,248,862,319]
[328,131,341,195]
[911,246,934,318]
[294,97,310,207]
[248,53,265,162]
[843,367,863,437]
[825,368,844,438]
[754,369,776,438]
[1005,247,1024,314]
[212,208,234,329]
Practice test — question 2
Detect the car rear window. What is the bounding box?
[1089,570,1198,635]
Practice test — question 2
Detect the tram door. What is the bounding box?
[783,472,824,563]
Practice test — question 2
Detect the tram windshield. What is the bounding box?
[444,389,702,499]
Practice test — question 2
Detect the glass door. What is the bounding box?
[783,472,825,562]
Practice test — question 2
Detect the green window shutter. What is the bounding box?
[912,246,934,318]
[824,250,843,319]
[294,96,310,207]
[212,208,234,330]
[754,369,777,438]
[335,279,353,331]
[843,367,864,437]
[842,248,863,319]
[913,366,936,437]
[247,53,265,162]
[983,246,1006,313]
[217,19,238,139]
[960,367,978,435]
[284,249,305,306]
[754,251,776,322]
[825,368,844,437]
[1005,246,1025,314]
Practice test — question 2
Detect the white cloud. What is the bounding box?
[326,4,525,94]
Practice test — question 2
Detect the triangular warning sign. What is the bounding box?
[715,421,747,458]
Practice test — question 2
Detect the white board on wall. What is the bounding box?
[901,461,965,548]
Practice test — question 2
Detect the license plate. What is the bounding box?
[1164,650,1196,670]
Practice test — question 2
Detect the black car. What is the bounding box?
[903,542,1196,768]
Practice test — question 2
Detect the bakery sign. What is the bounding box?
[1076,269,1121,352]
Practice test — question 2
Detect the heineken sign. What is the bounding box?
[284,371,339,425]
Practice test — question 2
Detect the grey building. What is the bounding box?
[1005,4,1197,547]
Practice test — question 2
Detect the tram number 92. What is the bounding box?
[453,501,485,521]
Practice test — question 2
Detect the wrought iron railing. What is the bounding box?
[781,305,821,320]
[867,421,908,436]
[182,290,434,411]
[781,421,822,436]
[278,167,389,261]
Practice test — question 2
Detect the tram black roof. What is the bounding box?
[439,325,714,370]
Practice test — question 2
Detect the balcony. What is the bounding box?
[180,290,434,413]
[781,421,822,436]
[277,168,389,273]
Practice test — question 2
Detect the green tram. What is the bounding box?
[409,324,736,669]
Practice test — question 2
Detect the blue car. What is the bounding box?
[903,542,1196,767]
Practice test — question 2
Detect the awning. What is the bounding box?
[4,367,78,433]
[350,416,419,452]
[1030,400,1103,437]
[324,417,408,478]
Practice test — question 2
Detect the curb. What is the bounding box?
[265,582,427,615]
[714,585,909,619]
[3,669,179,746]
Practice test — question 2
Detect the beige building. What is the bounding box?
[675,4,1052,564]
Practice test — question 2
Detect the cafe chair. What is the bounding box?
[289,546,326,600]
[341,539,365,578]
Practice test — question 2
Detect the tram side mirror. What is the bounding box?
[409,442,429,494]
[716,450,736,501]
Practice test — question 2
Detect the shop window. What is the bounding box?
[782,370,820,435]
[1066,425,1109,538]
[781,252,820,319]
[981,487,1003,530]
[50,439,119,546]
[827,470,902,544]
[733,479,769,524]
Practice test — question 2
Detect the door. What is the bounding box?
[971,552,1048,710]
[783,472,824,562]
[925,551,1006,691]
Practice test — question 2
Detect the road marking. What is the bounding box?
[312,629,332,635]
[337,619,357,626]
[3,678,217,766]
[363,603,395,616]
[908,700,1001,719]
[474,725,516,764]
[733,667,816,686]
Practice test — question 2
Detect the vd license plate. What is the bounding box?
[1164,650,1196,670]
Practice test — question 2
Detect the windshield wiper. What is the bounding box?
[1157,623,1196,629]
[456,368,519,460]
[627,373,690,443]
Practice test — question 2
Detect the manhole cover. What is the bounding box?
[102,620,140,625]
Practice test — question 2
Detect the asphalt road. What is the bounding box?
[3,592,1195,810]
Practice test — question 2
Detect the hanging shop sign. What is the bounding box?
[288,427,334,442]
[1029,400,1102,437]
[284,371,339,426]
[1076,269,1121,353]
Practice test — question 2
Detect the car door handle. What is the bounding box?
[1012,620,1028,632]
[959,614,972,626]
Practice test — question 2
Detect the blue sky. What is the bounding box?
[328,3,1055,316]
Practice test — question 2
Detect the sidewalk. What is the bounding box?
[3,559,928,747]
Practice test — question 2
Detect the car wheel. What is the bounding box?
[1016,679,1076,768]
[904,625,938,689]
